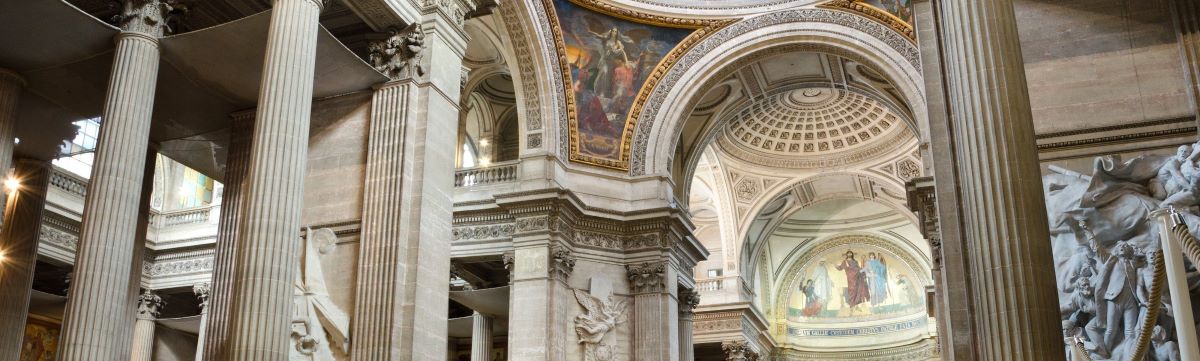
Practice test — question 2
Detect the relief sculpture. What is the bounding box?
[290,228,351,361]
[1042,146,1198,361]
[573,276,628,361]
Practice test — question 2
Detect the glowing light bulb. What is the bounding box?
[479,157,492,166]
[4,177,19,192]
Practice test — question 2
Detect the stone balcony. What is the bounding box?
[39,167,219,290]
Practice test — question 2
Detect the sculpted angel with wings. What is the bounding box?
[573,288,628,360]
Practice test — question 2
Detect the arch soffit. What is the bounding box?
[494,0,567,152]
[634,8,926,177]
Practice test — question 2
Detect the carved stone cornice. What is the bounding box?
[626,262,666,294]
[136,289,164,320]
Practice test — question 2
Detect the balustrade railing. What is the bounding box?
[455,160,519,187]
[696,277,726,292]
[50,168,88,197]
[150,204,218,229]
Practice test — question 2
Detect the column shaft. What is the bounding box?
[224,0,322,358]
[201,112,253,360]
[913,0,977,358]
[471,312,493,361]
[120,148,158,356]
[0,70,24,218]
[58,29,162,360]
[678,291,698,361]
[130,318,156,361]
[194,282,211,361]
[936,0,1063,359]
[0,159,50,356]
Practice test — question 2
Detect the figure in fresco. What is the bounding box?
[895,274,921,307]
[865,252,889,305]
[555,0,691,162]
[836,251,870,311]
[800,279,823,317]
[811,260,833,310]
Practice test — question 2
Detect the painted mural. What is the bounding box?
[787,247,925,323]
[549,0,706,169]
[860,0,913,24]
[21,319,59,361]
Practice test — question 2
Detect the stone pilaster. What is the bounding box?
[58,0,165,357]
[0,70,25,218]
[0,158,50,357]
[506,239,573,361]
[627,262,679,361]
[350,7,469,360]
[223,0,323,358]
[721,340,758,361]
[193,282,211,361]
[678,289,700,361]
[471,312,493,361]
[935,0,1064,359]
[201,111,253,360]
[130,290,163,361]
[1169,0,1200,127]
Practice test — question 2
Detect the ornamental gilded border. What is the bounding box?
[542,0,735,170]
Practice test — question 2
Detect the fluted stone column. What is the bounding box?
[0,158,50,356]
[194,282,211,361]
[130,290,163,361]
[936,0,1064,359]
[0,70,24,218]
[911,1,976,359]
[678,290,699,361]
[471,312,493,361]
[58,1,165,359]
[201,111,253,360]
[349,4,469,359]
[627,262,680,361]
[1169,0,1200,127]
[224,0,323,358]
[120,148,158,357]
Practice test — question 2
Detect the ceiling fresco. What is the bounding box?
[545,0,731,170]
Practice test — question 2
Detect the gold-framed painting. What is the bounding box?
[21,317,60,361]
[543,0,732,170]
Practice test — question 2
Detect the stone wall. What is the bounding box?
[1016,0,1190,134]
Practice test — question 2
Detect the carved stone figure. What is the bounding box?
[289,228,350,361]
[573,276,628,361]
[1095,242,1147,358]
[1042,148,1199,360]
[369,24,427,80]
[1151,325,1182,361]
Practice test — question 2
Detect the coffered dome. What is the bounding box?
[717,87,913,168]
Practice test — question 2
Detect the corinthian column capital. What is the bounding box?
[136,290,164,320]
